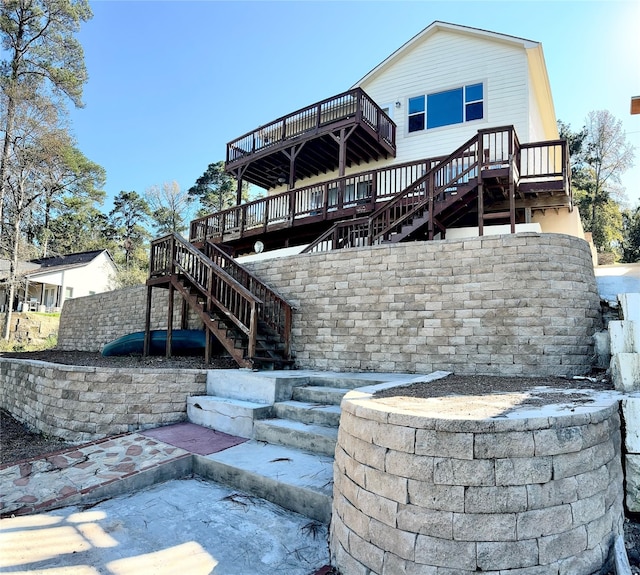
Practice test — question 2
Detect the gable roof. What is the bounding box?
[24,249,116,279]
[30,249,107,269]
[351,20,558,139]
[352,21,540,88]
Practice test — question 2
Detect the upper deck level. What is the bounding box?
[225,88,396,190]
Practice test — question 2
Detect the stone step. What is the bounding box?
[194,440,334,523]
[274,400,341,427]
[253,418,338,457]
[187,396,272,438]
[292,385,349,406]
[619,293,640,322]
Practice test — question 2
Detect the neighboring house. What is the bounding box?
[190,21,584,254]
[0,250,117,313]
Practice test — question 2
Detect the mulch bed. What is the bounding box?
[0,349,238,370]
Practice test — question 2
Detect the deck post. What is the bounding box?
[478,131,485,236]
[166,282,174,358]
[143,285,153,356]
[282,143,305,190]
[478,180,484,236]
[509,153,516,233]
[180,297,188,330]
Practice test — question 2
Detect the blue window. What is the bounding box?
[408,96,425,132]
[408,83,483,132]
[427,88,463,129]
[465,83,483,121]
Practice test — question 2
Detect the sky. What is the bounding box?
[66,0,640,213]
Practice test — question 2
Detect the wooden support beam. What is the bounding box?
[181,297,189,330]
[483,211,512,220]
[143,285,153,356]
[478,180,484,236]
[329,126,357,177]
[282,142,306,189]
[167,282,174,358]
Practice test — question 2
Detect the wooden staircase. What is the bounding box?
[303,126,544,253]
[145,233,293,369]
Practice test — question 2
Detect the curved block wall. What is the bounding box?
[246,233,601,376]
[330,385,624,574]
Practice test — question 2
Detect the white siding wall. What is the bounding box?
[269,29,538,195]
[360,29,531,163]
[528,70,546,142]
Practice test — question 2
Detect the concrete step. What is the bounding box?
[194,440,334,523]
[253,418,338,457]
[187,396,272,438]
[292,385,349,406]
[274,400,341,427]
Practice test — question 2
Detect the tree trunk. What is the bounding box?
[3,182,25,340]
[0,94,16,244]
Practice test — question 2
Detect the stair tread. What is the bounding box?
[301,385,351,393]
[255,418,338,438]
[189,396,270,409]
[203,440,333,494]
[275,400,341,414]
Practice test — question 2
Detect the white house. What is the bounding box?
[204,21,584,254]
[0,250,117,313]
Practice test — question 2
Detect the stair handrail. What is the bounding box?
[369,128,494,243]
[204,240,293,359]
[150,233,262,356]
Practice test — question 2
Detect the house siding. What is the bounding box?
[359,29,531,161]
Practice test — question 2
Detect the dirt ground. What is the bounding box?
[1,350,638,569]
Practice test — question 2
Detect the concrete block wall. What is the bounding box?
[245,233,601,376]
[56,233,601,376]
[331,386,624,574]
[57,286,202,352]
[0,359,207,443]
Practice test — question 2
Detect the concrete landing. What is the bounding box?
[0,423,330,574]
[0,478,329,575]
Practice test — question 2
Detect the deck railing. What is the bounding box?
[226,88,395,165]
[190,158,442,243]
[305,126,550,253]
[202,240,292,358]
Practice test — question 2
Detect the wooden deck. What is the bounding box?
[193,126,571,255]
[225,88,396,190]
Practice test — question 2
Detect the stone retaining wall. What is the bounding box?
[331,382,624,574]
[57,286,202,352]
[0,312,59,345]
[246,233,600,376]
[0,359,207,442]
[56,233,601,376]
